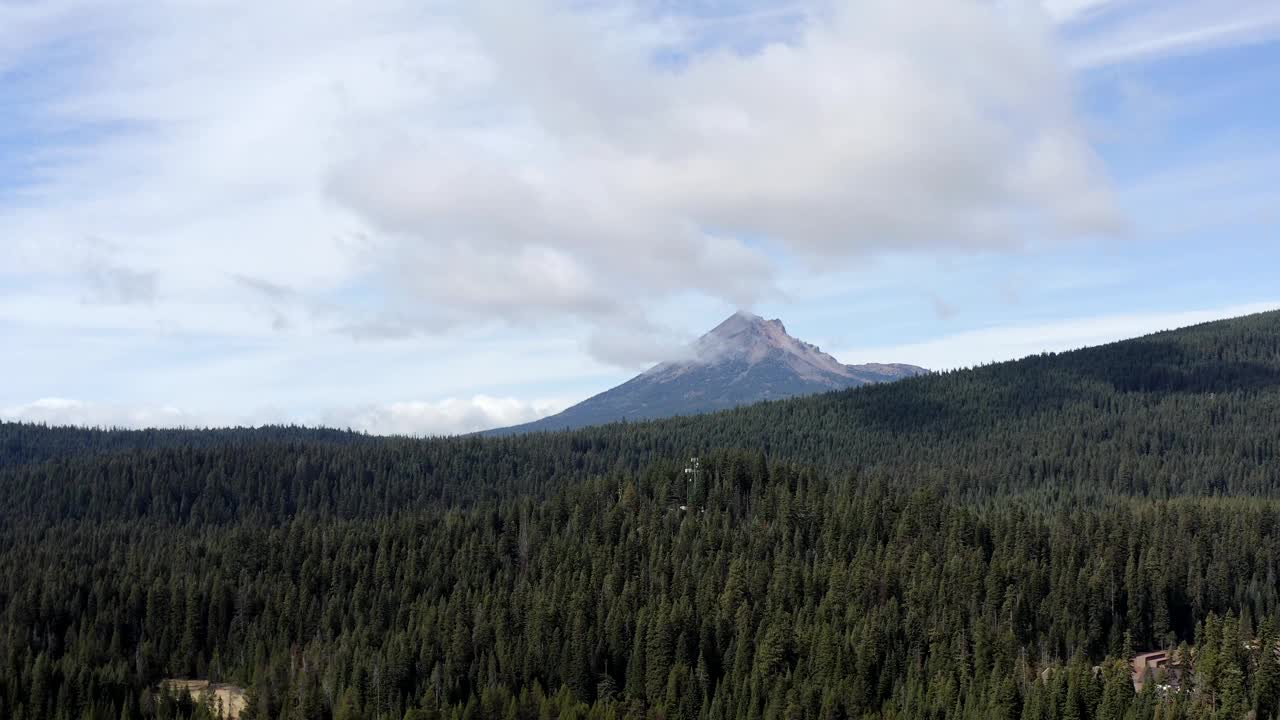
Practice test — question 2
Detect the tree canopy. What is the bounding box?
[4,310,1280,719]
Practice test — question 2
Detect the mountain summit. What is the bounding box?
[493,312,926,433]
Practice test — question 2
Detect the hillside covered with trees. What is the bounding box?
[3,310,1280,719]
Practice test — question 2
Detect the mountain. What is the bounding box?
[494,311,926,433]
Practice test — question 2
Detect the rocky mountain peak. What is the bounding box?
[690,312,847,378]
[490,313,927,434]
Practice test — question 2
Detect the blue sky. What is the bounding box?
[2,0,1279,434]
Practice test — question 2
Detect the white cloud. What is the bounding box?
[82,257,157,305]
[1,0,1123,368]
[319,396,569,436]
[836,301,1280,370]
[1,397,201,429]
[1042,0,1120,24]
[1,394,570,436]
[1062,1,1280,68]
[585,314,702,369]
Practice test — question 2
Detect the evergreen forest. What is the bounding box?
[4,310,1280,719]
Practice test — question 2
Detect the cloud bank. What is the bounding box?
[328,0,1123,334]
[3,0,1122,368]
[0,398,199,430]
[1,395,566,437]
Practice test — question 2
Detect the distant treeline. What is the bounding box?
[0,423,373,472]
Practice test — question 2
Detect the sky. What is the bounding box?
[2,0,1279,435]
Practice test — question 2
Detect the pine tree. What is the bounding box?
[645,603,672,706]
[1255,620,1280,720]
[1098,658,1135,720]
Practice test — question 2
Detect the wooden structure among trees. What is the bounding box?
[1130,650,1178,692]
[160,680,247,719]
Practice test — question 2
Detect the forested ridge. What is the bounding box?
[0,425,373,472]
[3,310,1280,719]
